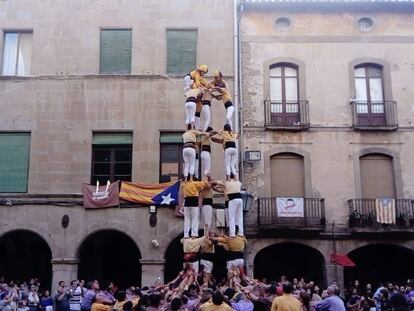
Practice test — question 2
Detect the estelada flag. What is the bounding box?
[120,181,180,206]
[82,180,120,208]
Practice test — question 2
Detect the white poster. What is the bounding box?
[276,197,304,218]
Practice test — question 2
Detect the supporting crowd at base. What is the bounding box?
[1,276,413,311]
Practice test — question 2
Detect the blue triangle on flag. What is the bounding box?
[152,181,180,206]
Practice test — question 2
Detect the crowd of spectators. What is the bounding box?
[1,275,413,311]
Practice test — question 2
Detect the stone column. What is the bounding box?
[51,258,79,293]
[325,263,344,291]
[140,259,165,287]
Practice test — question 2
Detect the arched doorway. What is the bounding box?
[344,243,414,286]
[0,230,52,288]
[164,234,228,284]
[254,243,325,285]
[78,230,141,288]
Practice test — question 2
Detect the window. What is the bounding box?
[358,17,374,32]
[360,154,395,198]
[270,153,304,197]
[2,32,33,75]
[270,64,299,112]
[91,133,133,184]
[100,29,132,74]
[275,17,291,30]
[166,29,197,75]
[0,133,31,192]
[160,132,183,182]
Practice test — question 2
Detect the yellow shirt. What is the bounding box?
[183,180,209,197]
[91,303,111,311]
[181,236,207,253]
[220,130,238,143]
[199,301,234,311]
[270,294,302,311]
[201,135,211,147]
[190,70,210,89]
[201,240,215,254]
[225,180,242,194]
[182,130,202,144]
[201,186,213,199]
[216,235,247,252]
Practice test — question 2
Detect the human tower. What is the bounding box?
[180,65,247,288]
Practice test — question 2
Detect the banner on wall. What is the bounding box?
[276,197,304,218]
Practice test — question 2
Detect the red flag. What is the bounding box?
[330,253,356,267]
[82,181,120,208]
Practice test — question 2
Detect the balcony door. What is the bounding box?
[270,64,300,126]
[354,65,386,126]
[360,154,395,198]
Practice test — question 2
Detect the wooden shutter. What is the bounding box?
[360,154,395,198]
[167,29,197,75]
[270,153,305,197]
[100,29,132,74]
[0,133,30,192]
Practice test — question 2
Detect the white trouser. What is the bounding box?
[200,259,213,274]
[183,147,196,177]
[224,147,238,177]
[226,106,234,130]
[195,115,201,130]
[184,261,199,274]
[202,105,211,131]
[225,205,230,228]
[200,150,211,178]
[228,198,244,237]
[185,101,196,124]
[227,258,244,271]
[201,204,213,232]
[184,206,200,238]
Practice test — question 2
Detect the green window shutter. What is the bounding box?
[100,29,132,74]
[167,29,197,75]
[160,132,183,144]
[0,133,30,193]
[93,133,133,145]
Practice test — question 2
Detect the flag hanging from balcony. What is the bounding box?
[375,198,396,224]
[330,253,356,267]
[82,180,120,208]
[276,197,304,217]
[120,181,180,206]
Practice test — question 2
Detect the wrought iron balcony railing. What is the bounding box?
[348,198,414,229]
[257,197,325,229]
[264,100,310,130]
[350,100,398,130]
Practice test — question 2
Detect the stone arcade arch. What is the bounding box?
[77,229,142,288]
[0,230,52,288]
[344,243,414,286]
[254,242,326,285]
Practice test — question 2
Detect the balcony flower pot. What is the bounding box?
[397,214,407,227]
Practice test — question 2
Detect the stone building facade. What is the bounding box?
[0,0,235,290]
[1,0,414,291]
[240,0,414,287]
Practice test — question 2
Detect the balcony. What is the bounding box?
[264,100,310,130]
[257,197,326,230]
[350,100,398,130]
[348,199,414,232]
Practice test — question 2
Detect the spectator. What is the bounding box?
[389,292,409,311]
[54,286,70,311]
[270,282,302,311]
[27,285,39,311]
[40,290,53,311]
[231,292,254,311]
[80,281,98,311]
[146,293,161,311]
[314,285,346,311]
[199,290,233,311]
[69,281,82,311]
[299,292,315,311]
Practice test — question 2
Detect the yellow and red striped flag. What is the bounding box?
[120,181,180,205]
[375,198,396,224]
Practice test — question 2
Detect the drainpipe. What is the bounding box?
[233,0,244,182]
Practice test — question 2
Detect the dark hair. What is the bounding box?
[300,292,311,309]
[224,288,236,300]
[187,124,192,130]
[58,281,65,286]
[212,290,224,305]
[171,297,182,311]
[116,291,126,302]
[148,293,161,307]
[133,288,142,297]
[267,285,277,295]
[223,124,232,132]
[389,292,409,310]
[229,173,235,179]
[86,281,94,290]
[206,127,213,132]
[122,301,133,311]
[181,295,189,304]
[283,282,294,294]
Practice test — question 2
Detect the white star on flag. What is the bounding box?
[160,193,174,205]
